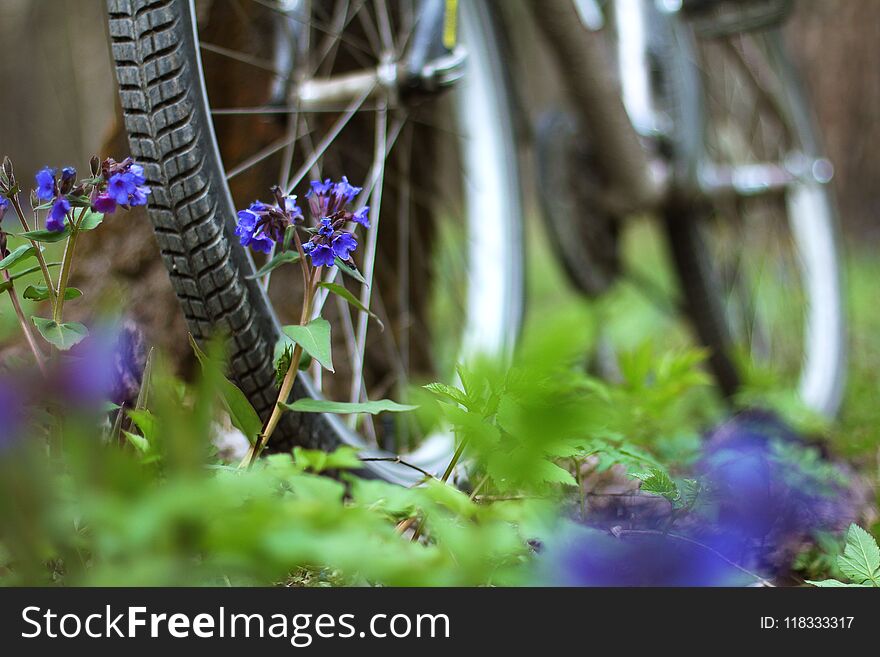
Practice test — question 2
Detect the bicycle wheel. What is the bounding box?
[106,0,524,483]
[664,26,846,416]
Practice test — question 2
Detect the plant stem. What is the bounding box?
[614,529,775,586]
[2,271,47,376]
[8,195,56,307]
[53,209,85,323]
[412,434,470,542]
[241,264,321,468]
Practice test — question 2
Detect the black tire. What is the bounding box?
[107,0,346,453]
[106,0,525,480]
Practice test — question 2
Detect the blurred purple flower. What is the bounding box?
[55,321,148,409]
[541,525,752,587]
[46,197,70,232]
[0,196,8,222]
[35,167,56,201]
[352,206,370,228]
[0,378,26,451]
[697,411,847,541]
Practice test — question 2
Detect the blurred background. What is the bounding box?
[1,0,878,383]
[3,0,879,231]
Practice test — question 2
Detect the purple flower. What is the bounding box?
[235,204,275,254]
[93,193,117,215]
[309,244,336,267]
[318,218,334,237]
[61,166,76,183]
[99,160,151,209]
[0,196,8,222]
[107,172,137,205]
[306,176,362,219]
[352,206,370,228]
[46,197,70,232]
[54,321,147,409]
[0,378,25,451]
[283,195,303,223]
[541,525,751,587]
[129,185,150,207]
[331,231,357,260]
[695,411,851,561]
[35,167,56,201]
[127,163,146,186]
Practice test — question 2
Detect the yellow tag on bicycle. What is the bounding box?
[443,0,459,49]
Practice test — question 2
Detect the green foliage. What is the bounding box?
[333,257,366,284]
[78,210,104,231]
[808,525,880,587]
[283,319,334,372]
[316,282,382,328]
[630,468,703,511]
[247,251,301,279]
[19,227,72,243]
[0,244,36,270]
[293,446,362,473]
[23,285,81,301]
[31,317,88,350]
[189,335,263,445]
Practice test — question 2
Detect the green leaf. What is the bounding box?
[281,398,417,415]
[19,226,71,243]
[123,430,150,453]
[282,318,334,372]
[334,257,366,284]
[7,261,61,282]
[837,524,880,585]
[247,250,301,279]
[294,446,362,472]
[78,210,104,231]
[189,335,263,444]
[31,317,88,350]
[807,579,869,588]
[23,285,81,301]
[534,460,578,487]
[0,245,36,270]
[421,479,476,517]
[127,409,158,442]
[317,282,383,329]
[423,382,471,409]
[632,468,679,504]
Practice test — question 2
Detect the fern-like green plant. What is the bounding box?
[807,524,880,587]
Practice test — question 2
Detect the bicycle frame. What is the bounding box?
[520,0,831,213]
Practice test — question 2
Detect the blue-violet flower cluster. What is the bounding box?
[33,157,150,232]
[235,177,368,268]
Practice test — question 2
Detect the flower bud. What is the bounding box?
[89,155,101,177]
[59,166,77,194]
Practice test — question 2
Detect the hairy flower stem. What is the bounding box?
[8,195,56,307]
[53,209,86,323]
[2,271,47,376]
[242,262,322,468]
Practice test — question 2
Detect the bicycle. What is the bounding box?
[105,0,845,485]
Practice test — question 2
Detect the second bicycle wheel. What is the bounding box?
[665,26,846,417]
[107,0,524,482]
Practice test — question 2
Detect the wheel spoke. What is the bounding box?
[282,83,375,194]
[349,102,389,409]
